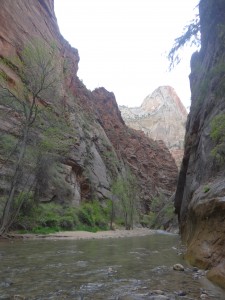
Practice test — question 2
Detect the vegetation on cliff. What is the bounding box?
[0,41,74,235]
[210,113,225,162]
[0,0,179,237]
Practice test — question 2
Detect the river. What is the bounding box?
[0,232,224,299]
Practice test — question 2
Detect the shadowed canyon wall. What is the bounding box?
[174,0,225,288]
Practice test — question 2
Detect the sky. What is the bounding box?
[54,0,199,109]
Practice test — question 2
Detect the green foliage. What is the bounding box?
[0,69,9,82]
[140,196,163,228]
[140,212,156,228]
[150,196,162,212]
[30,226,61,234]
[163,204,175,219]
[168,14,200,69]
[141,200,175,230]
[203,186,210,193]
[210,114,225,162]
[210,114,225,141]
[77,200,109,230]
[37,109,75,156]
[18,40,59,97]
[112,170,138,230]
[0,133,18,155]
[16,200,110,234]
[0,40,77,235]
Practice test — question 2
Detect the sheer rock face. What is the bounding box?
[92,88,178,209]
[174,0,225,288]
[120,86,187,167]
[0,0,178,211]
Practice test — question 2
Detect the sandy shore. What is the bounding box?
[18,228,155,240]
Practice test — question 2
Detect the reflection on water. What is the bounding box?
[0,232,224,299]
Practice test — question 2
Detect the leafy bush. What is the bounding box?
[203,186,210,193]
[112,171,138,230]
[140,212,156,228]
[78,205,94,227]
[0,134,18,155]
[77,200,109,230]
[210,114,225,162]
[16,200,110,233]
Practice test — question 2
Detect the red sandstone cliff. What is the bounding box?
[0,0,178,216]
[92,88,178,209]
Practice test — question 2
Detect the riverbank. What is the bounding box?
[11,227,155,240]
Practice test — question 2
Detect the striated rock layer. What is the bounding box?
[174,0,225,288]
[120,86,187,167]
[93,88,178,209]
[0,1,178,214]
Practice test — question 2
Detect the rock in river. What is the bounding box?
[173,263,184,271]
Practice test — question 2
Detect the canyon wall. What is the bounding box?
[120,86,187,167]
[174,0,225,288]
[0,0,178,217]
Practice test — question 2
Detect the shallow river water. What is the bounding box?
[0,232,225,299]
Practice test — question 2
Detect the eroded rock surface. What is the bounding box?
[0,0,178,213]
[93,88,178,209]
[120,86,187,167]
[174,0,225,288]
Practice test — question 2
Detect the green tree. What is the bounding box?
[112,170,138,230]
[0,41,70,235]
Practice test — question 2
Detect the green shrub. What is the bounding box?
[0,134,18,154]
[140,212,156,228]
[77,200,109,230]
[31,226,61,234]
[210,114,225,162]
[203,186,210,193]
[16,199,110,233]
[59,216,74,230]
[77,204,94,227]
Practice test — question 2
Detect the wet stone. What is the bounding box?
[152,290,164,295]
[200,289,209,299]
[0,280,13,287]
[193,269,206,279]
[173,263,184,271]
[200,294,209,299]
[176,290,187,296]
